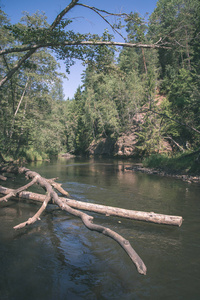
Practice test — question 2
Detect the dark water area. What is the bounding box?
[0,157,200,300]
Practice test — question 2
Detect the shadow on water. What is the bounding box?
[0,157,200,299]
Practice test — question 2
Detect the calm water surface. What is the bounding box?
[0,157,200,300]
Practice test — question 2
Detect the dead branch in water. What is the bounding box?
[0,164,183,275]
[0,165,148,275]
[0,186,183,227]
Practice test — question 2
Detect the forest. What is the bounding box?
[1,0,200,173]
[0,0,200,284]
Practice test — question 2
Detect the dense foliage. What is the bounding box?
[0,0,199,161]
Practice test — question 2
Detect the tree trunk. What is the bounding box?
[10,76,29,139]
[0,166,147,275]
[0,164,184,275]
[0,186,183,226]
[141,48,147,74]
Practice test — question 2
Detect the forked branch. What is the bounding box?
[0,186,183,226]
[0,165,147,275]
[0,175,38,202]
[14,192,51,229]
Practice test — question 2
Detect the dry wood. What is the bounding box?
[0,40,169,57]
[47,179,70,197]
[54,191,147,275]
[0,166,147,275]
[0,176,38,202]
[14,192,51,229]
[0,186,183,226]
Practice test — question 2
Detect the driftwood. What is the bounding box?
[0,186,183,227]
[0,165,147,275]
[0,164,183,275]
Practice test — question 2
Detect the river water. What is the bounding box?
[0,157,200,300]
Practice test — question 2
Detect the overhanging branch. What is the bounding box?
[0,40,170,56]
[0,0,170,88]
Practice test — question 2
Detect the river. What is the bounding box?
[0,157,200,300]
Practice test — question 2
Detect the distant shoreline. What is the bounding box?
[125,165,200,184]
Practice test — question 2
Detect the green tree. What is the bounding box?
[0,11,67,159]
[147,0,200,151]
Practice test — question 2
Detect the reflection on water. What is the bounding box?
[0,157,200,300]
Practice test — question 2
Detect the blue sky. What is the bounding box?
[1,0,158,99]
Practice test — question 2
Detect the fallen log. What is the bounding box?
[0,167,147,275]
[0,186,183,226]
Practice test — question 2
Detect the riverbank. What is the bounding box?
[125,152,200,184]
[125,164,200,184]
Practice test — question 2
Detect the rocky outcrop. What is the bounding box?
[87,105,172,157]
[114,128,138,157]
[87,137,115,156]
[87,130,172,157]
[87,127,139,157]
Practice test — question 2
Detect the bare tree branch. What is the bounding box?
[0,165,147,275]
[164,136,185,152]
[77,3,128,40]
[47,178,70,197]
[0,175,38,202]
[14,192,51,229]
[0,40,169,57]
[77,3,129,18]
[9,76,29,138]
[0,185,183,227]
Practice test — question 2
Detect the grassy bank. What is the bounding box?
[143,151,200,175]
